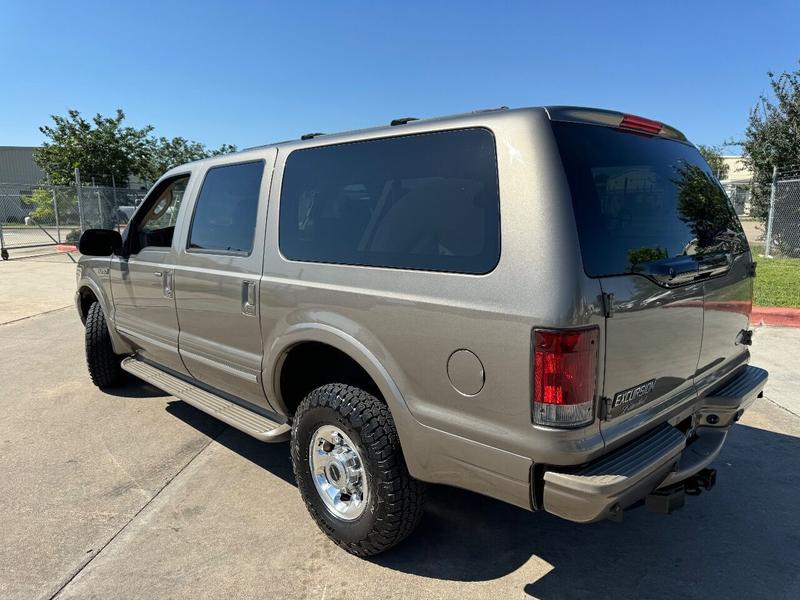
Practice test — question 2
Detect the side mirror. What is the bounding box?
[78,229,122,257]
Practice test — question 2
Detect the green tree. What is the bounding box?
[741,64,800,221]
[137,137,238,184]
[34,110,153,186]
[33,109,238,187]
[697,144,729,180]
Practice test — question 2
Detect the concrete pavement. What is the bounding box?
[1,257,798,599]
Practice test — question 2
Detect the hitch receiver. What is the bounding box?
[645,468,717,514]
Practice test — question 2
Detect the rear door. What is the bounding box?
[552,119,749,435]
[174,156,275,407]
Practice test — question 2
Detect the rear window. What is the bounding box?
[552,122,747,278]
[278,128,500,274]
[189,161,264,254]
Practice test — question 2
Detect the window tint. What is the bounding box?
[279,129,500,274]
[552,122,747,278]
[189,161,264,254]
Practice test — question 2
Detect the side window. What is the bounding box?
[132,175,189,253]
[279,128,500,274]
[188,161,264,254]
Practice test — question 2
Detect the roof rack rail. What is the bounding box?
[390,117,419,126]
[300,132,325,140]
[472,106,509,113]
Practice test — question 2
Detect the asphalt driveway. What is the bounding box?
[1,255,798,599]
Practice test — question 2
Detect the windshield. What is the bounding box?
[552,121,747,278]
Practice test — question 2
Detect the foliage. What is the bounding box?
[136,137,238,184]
[33,110,237,187]
[697,145,729,180]
[627,246,667,271]
[674,163,747,254]
[34,110,153,186]
[741,64,800,222]
[753,257,800,307]
[26,188,58,221]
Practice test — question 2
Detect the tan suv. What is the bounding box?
[76,106,768,555]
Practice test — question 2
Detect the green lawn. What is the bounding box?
[754,257,800,307]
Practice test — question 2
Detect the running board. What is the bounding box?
[121,357,290,443]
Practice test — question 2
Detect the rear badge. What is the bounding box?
[606,379,657,419]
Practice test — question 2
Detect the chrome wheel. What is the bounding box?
[309,424,369,521]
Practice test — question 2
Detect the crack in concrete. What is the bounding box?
[47,430,225,600]
[0,305,72,327]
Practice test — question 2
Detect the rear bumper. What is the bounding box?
[542,365,768,523]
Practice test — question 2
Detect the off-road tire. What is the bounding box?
[291,383,426,556]
[85,301,125,388]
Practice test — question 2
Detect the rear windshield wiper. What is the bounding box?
[633,256,699,287]
[634,253,732,287]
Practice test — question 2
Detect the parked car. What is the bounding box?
[76,106,767,556]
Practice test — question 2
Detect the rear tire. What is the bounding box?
[291,383,426,556]
[85,301,125,388]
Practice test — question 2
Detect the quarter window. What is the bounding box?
[279,128,500,274]
[189,161,264,254]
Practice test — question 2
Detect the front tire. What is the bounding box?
[85,301,125,388]
[291,383,425,556]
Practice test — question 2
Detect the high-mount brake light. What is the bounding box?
[619,114,663,135]
[532,327,598,428]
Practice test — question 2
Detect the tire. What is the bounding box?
[85,301,125,388]
[291,383,426,556]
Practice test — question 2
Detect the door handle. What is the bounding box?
[242,281,257,316]
[153,271,163,277]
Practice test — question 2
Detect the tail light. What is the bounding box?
[532,327,599,428]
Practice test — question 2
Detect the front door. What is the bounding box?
[174,156,274,406]
[111,174,192,375]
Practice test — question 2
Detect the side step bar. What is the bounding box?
[121,357,291,443]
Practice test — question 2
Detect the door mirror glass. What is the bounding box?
[78,229,122,256]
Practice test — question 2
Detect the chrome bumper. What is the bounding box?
[542,365,768,523]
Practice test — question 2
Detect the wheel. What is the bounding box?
[291,383,426,556]
[85,301,125,388]
[1,248,8,260]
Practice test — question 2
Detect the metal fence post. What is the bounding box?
[74,168,85,232]
[764,165,778,257]
[51,187,61,243]
[0,218,6,260]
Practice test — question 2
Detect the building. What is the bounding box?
[0,146,45,185]
[720,155,753,215]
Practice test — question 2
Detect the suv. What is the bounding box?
[76,106,768,556]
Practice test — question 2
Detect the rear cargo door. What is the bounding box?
[552,120,748,430]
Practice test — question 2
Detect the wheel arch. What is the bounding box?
[76,273,133,355]
[265,323,415,427]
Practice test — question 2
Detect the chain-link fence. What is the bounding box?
[764,173,800,259]
[0,179,146,259]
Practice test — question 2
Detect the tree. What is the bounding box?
[741,64,800,221]
[33,109,238,187]
[697,145,729,180]
[136,137,238,184]
[34,110,153,186]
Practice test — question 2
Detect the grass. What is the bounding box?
[753,256,800,308]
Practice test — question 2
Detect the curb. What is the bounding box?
[56,244,78,253]
[752,306,800,328]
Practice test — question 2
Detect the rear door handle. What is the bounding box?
[153,271,163,277]
[242,281,257,316]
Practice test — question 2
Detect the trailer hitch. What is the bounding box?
[645,468,717,514]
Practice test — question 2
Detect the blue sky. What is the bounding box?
[2,0,798,154]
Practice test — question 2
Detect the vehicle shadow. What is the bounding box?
[162,395,800,599]
[375,422,800,599]
[164,400,296,487]
[103,377,170,398]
